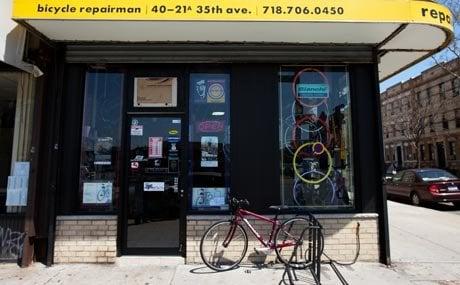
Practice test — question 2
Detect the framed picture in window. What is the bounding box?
[134,77,177,107]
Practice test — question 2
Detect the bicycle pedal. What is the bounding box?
[254,247,272,255]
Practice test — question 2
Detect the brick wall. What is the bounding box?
[54,216,117,264]
[186,213,379,264]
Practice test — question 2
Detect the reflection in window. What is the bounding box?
[78,72,124,211]
[188,74,230,211]
[279,66,354,209]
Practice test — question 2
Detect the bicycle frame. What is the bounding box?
[223,208,297,249]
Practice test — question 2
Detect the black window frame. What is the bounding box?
[57,62,383,216]
[186,65,232,214]
[58,65,128,215]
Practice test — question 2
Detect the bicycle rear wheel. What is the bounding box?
[200,220,248,271]
[274,217,315,269]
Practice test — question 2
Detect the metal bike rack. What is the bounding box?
[283,214,323,285]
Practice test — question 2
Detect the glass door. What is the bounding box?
[124,116,184,254]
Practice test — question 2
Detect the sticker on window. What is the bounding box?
[144,182,165,192]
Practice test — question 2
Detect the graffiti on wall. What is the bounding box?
[0,226,26,259]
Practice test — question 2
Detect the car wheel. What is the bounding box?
[410,192,421,206]
[453,202,460,208]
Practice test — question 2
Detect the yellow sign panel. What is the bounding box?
[12,0,453,32]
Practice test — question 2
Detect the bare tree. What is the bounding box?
[433,0,459,78]
[393,91,427,168]
[393,88,449,168]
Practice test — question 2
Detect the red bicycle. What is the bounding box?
[200,198,322,271]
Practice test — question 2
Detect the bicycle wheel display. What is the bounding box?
[200,220,248,271]
[292,171,335,206]
[274,217,314,269]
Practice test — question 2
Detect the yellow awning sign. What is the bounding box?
[12,0,453,32]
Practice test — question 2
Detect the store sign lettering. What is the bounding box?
[37,4,142,15]
[421,8,451,24]
[12,0,454,33]
[297,84,329,99]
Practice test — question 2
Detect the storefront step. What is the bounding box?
[116,256,185,267]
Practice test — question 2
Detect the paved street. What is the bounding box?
[1,201,460,284]
[388,199,460,283]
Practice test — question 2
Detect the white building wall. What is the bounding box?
[0,0,18,64]
[0,0,39,75]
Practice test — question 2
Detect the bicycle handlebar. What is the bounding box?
[230,197,250,209]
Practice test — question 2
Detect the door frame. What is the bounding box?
[396,145,403,169]
[436,141,446,169]
[120,113,188,256]
[119,65,188,256]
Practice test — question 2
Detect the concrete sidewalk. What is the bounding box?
[2,202,460,285]
[0,257,459,285]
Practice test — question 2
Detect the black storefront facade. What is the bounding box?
[3,0,454,266]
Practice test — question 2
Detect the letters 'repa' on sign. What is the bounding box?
[296,84,329,99]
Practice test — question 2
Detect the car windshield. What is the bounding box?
[417,170,458,182]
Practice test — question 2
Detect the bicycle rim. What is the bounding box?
[200,221,248,271]
[275,217,313,269]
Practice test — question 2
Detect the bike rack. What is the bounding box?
[283,213,323,285]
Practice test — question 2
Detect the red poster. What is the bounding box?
[148,137,163,158]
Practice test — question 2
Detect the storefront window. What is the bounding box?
[78,72,124,211]
[188,74,231,211]
[279,66,354,209]
[0,72,18,214]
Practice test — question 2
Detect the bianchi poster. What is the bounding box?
[200,136,218,167]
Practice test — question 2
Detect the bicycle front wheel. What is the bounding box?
[274,217,315,269]
[200,220,248,271]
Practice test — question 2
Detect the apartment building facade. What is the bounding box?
[381,58,460,175]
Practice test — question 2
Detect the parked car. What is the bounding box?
[383,163,397,183]
[385,168,460,206]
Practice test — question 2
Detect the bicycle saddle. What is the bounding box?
[269,205,290,212]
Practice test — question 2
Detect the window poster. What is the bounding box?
[192,188,229,209]
[200,136,218,167]
[82,182,112,204]
[6,161,30,206]
[190,74,229,104]
[94,137,113,165]
[134,77,177,107]
[148,137,163,158]
[6,176,28,206]
[13,161,30,177]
